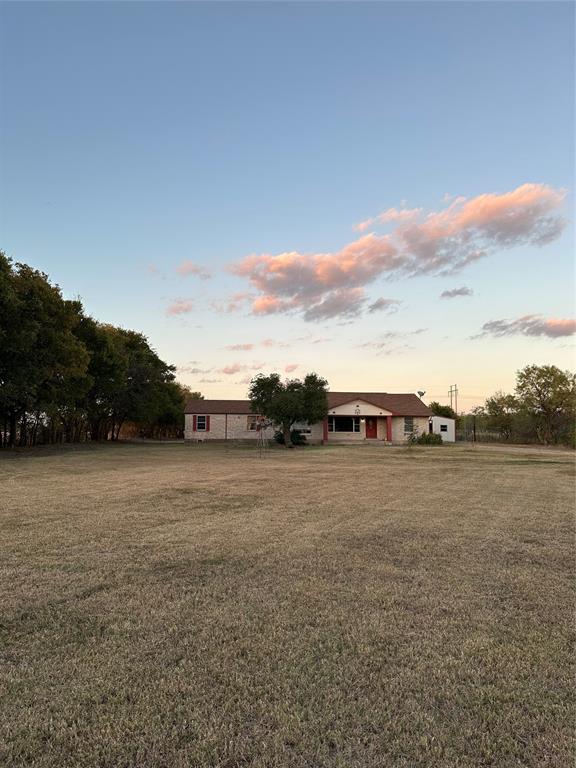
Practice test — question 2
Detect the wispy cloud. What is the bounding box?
[218,362,264,375]
[440,286,474,299]
[176,260,211,279]
[178,366,212,374]
[359,329,427,350]
[228,183,566,321]
[476,315,576,339]
[224,338,290,352]
[261,338,290,348]
[354,206,422,232]
[166,299,194,316]
[368,297,402,314]
[225,343,255,351]
[285,363,299,373]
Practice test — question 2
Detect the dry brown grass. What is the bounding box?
[1,442,574,767]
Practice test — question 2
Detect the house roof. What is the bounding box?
[185,392,432,417]
[327,392,432,416]
[184,399,253,415]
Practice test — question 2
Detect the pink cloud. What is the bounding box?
[284,364,299,373]
[354,206,422,231]
[166,299,194,316]
[225,343,254,351]
[477,315,576,339]
[261,337,289,348]
[218,362,264,375]
[176,260,211,279]
[220,364,244,375]
[228,183,566,321]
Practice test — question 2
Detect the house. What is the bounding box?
[184,392,432,444]
[430,415,456,442]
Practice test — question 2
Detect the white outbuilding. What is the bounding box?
[430,416,456,442]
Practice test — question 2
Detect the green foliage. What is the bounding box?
[483,391,519,440]
[273,429,308,446]
[461,365,575,447]
[0,252,186,446]
[515,365,575,445]
[249,372,328,447]
[428,401,456,419]
[416,432,443,445]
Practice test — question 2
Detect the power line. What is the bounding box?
[448,384,459,414]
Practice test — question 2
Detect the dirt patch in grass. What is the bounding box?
[1,443,574,767]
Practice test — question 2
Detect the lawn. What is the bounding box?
[1,442,574,768]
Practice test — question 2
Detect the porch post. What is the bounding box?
[386,415,392,442]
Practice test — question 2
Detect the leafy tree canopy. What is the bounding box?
[515,364,575,445]
[248,372,328,447]
[428,401,456,419]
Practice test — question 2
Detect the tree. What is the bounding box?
[515,365,576,445]
[0,252,186,447]
[248,372,328,447]
[0,253,89,446]
[428,401,456,419]
[483,391,519,440]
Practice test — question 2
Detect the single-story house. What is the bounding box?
[184,392,432,444]
[430,416,456,442]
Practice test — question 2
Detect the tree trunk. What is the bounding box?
[283,425,293,448]
[8,411,17,448]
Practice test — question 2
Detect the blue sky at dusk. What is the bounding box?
[1,1,574,408]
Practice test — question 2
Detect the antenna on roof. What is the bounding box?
[417,390,426,399]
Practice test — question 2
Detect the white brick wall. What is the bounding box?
[185,413,323,443]
[185,412,429,444]
[391,416,429,443]
[185,413,275,441]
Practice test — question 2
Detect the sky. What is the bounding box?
[1,1,574,410]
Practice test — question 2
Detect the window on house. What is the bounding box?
[328,416,361,432]
[440,424,448,432]
[247,416,259,431]
[404,416,414,433]
[196,415,207,431]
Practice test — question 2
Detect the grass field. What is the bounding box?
[1,442,574,768]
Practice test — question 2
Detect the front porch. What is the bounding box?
[322,414,393,443]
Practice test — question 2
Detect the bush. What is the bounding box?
[273,429,308,446]
[416,432,443,445]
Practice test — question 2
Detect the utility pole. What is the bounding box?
[448,384,459,415]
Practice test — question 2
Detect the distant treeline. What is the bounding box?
[0,253,197,448]
[432,365,576,447]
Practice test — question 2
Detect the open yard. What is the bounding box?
[1,442,574,768]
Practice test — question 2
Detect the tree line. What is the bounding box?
[0,253,199,448]
[430,365,576,447]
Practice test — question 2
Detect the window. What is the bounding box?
[404,416,414,433]
[328,416,361,433]
[247,416,259,431]
[196,415,207,431]
[440,424,448,432]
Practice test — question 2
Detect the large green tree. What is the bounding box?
[0,252,188,447]
[248,372,328,447]
[515,364,576,445]
[0,253,89,446]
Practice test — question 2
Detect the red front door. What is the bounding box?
[365,417,378,439]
